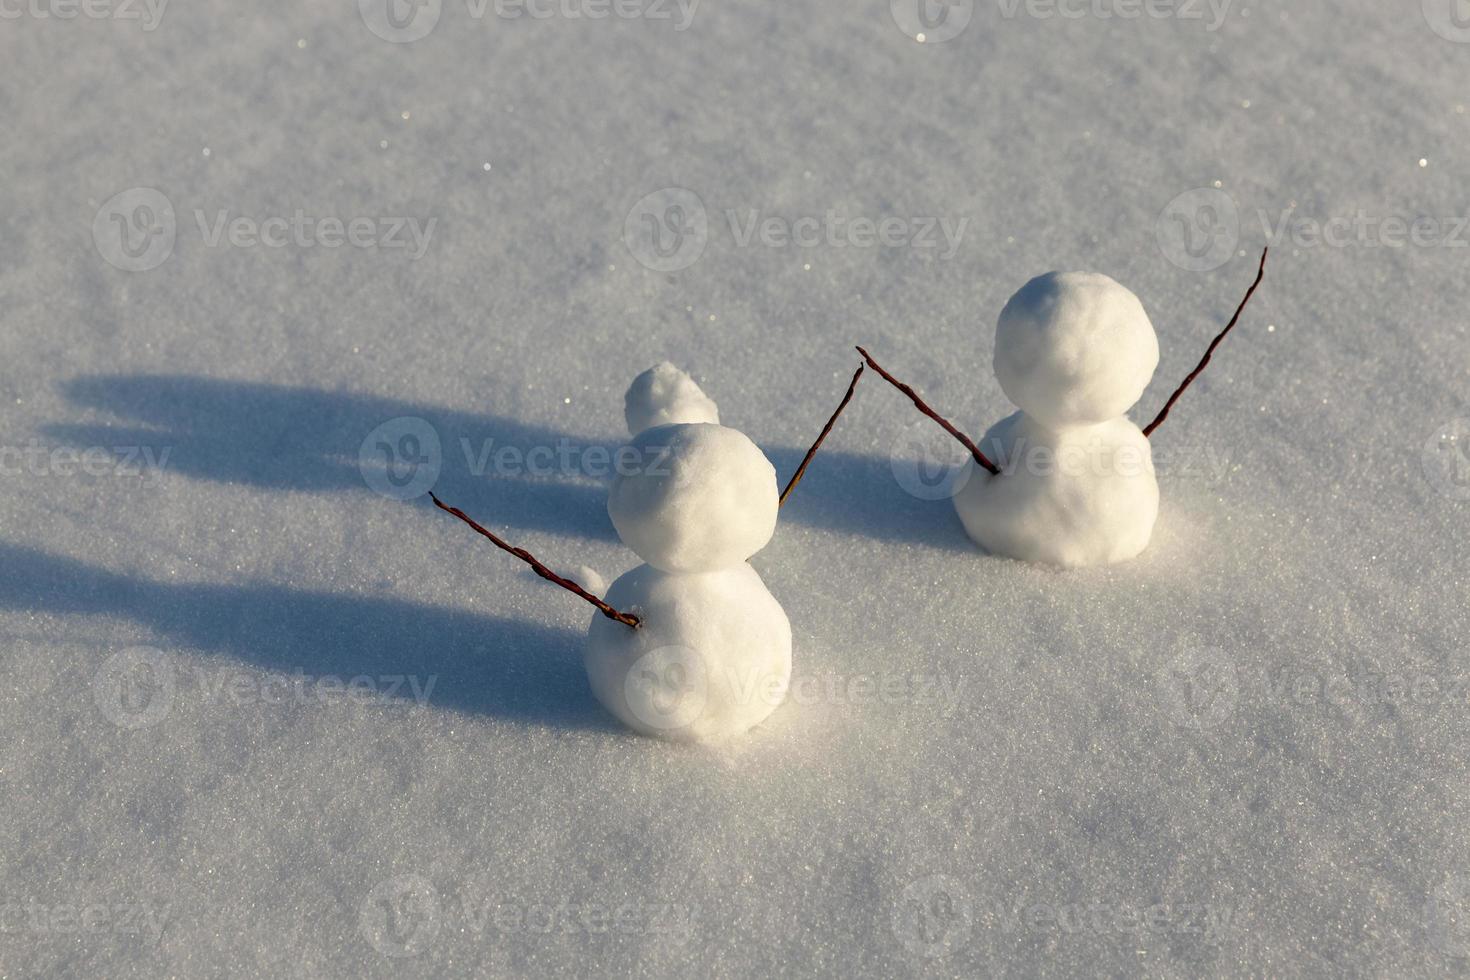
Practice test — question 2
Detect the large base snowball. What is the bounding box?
[624,362,720,436]
[607,422,778,573]
[994,272,1159,429]
[953,411,1159,567]
[585,562,792,742]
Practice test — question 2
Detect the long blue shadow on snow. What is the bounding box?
[44,374,974,552]
[0,543,616,731]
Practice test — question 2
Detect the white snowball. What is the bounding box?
[607,422,778,573]
[624,362,720,436]
[952,411,1159,567]
[585,562,792,742]
[994,272,1159,429]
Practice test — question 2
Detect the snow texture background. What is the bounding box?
[2,0,1469,976]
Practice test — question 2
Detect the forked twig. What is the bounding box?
[855,346,1001,475]
[428,491,640,629]
[779,363,866,507]
[1143,247,1270,438]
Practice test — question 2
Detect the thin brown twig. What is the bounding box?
[428,491,641,629]
[855,346,1001,475]
[779,362,866,507]
[1143,246,1270,439]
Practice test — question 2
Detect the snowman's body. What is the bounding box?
[584,363,791,741]
[953,272,1161,568]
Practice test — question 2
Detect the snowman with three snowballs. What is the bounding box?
[585,363,792,741]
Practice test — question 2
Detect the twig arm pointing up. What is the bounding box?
[779,362,866,507]
[1143,247,1269,439]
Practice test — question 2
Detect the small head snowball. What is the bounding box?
[624,362,720,436]
[993,272,1159,429]
[608,422,778,573]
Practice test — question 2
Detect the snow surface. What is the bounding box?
[3,1,1470,977]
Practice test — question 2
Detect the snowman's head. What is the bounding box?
[624,362,721,436]
[993,272,1159,429]
[607,422,778,573]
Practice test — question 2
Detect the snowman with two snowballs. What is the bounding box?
[952,272,1161,568]
[584,363,792,741]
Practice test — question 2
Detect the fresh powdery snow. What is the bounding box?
[3,1,1470,977]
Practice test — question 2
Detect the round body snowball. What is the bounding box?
[607,422,778,573]
[624,362,720,436]
[993,272,1159,429]
[953,411,1159,567]
[585,562,792,741]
